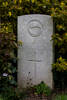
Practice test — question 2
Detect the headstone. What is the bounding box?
[18,14,53,88]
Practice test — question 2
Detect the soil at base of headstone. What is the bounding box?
[22,88,51,100]
[23,94,49,100]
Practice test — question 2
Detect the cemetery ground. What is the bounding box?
[0,82,67,100]
[0,90,67,100]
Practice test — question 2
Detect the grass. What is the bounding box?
[0,95,3,100]
[53,94,67,100]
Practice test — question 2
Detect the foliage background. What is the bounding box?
[0,0,67,90]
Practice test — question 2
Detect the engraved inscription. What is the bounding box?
[27,60,42,62]
[28,20,43,37]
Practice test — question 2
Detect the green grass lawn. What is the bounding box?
[53,94,67,100]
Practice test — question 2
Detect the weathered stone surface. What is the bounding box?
[18,14,53,88]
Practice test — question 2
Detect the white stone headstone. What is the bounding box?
[18,14,53,88]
